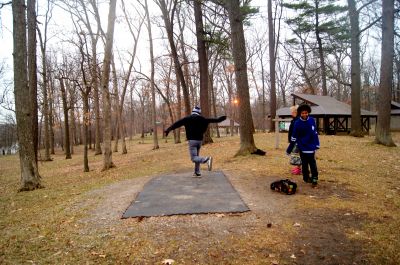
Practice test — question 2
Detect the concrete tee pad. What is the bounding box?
[122,171,249,218]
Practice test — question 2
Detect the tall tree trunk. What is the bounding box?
[157,0,191,115]
[36,0,54,159]
[49,81,55,154]
[59,78,72,159]
[260,59,266,132]
[101,0,117,170]
[13,0,42,191]
[130,87,134,139]
[225,0,259,155]
[176,7,193,117]
[209,72,220,138]
[27,0,38,162]
[83,0,103,155]
[145,0,159,150]
[76,108,82,145]
[82,94,90,172]
[70,100,76,154]
[175,70,182,143]
[42,61,51,160]
[348,0,363,137]
[375,0,395,146]
[315,1,327,95]
[112,59,119,153]
[194,0,212,144]
[92,43,102,155]
[268,0,277,132]
[140,96,146,139]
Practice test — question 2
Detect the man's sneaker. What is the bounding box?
[192,172,201,178]
[311,179,318,187]
[207,156,213,171]
[303,177,312,183]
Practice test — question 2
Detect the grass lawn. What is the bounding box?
[0,132,399,264]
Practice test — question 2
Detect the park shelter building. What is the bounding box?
[391,101,400,131]
[276,93,377,135]
[215,117,240,136]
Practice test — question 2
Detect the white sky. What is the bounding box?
[0,0,268,122]
[0,0,382,123]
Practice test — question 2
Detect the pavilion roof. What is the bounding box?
[276,93,377,117]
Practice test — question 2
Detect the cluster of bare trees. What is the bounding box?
[3,0,399,191]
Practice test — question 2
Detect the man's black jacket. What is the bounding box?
[165,114,226,141]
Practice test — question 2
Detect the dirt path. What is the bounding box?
[76,170,367,264]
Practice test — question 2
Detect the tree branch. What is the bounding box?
[357,0,378,13]
[0,1,12,9]
[359,16,382,35]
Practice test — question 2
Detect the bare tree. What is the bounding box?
[101,0,118,170]
[348,0,363,136]
[156,0,191,115]
[375,0,396,146]
[61,0,104,155]
[37,0,54,161]
[143,0,159,149]
[27,0,39,161]
[276,54,295,107]
[283,31,318,94]
[268,0,277,132]
[58,76,72,159]
[86,0,103,156]
[194,0,213,143]
[224,0,262,155]
[13,0,42,191]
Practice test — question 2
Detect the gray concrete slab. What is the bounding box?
[122,171,249,218]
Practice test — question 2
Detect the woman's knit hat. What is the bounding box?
[192,106,201,115]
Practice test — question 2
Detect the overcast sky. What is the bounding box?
[0,0,271,122]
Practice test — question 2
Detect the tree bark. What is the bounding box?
[175,69,182,143]
[144,0,159,150]
[92,43,102,155]
[375,0,395,146]
[27,0,39,162]
[157,0,191,115]
[69,93,76,153]
[130,87,135,139]
[82,94,90,172]
[225,0,259,155]
[194,0,212,144]
[59,78,72,159]
[315,1,327,96]
[82,0,103,155]
[13,0,42,191]
[111,59,120,153]
[268,0,277,132]
[348,0,363,137]
[48,79,55,154]
[101,0,117,170]
[37,11,52,161]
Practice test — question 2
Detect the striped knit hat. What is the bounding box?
[191,106,201,115]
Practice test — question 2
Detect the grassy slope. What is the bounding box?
[0,132,399,264]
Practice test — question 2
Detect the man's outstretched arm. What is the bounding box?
[164,117,187,136]
[206,115,227,123]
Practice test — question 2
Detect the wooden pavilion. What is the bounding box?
[276,93,377,135]
[215,117,240,136]
[391,101,400,130]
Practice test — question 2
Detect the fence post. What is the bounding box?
[275,116,279,149]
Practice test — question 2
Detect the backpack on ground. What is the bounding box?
[270,179,297,195]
